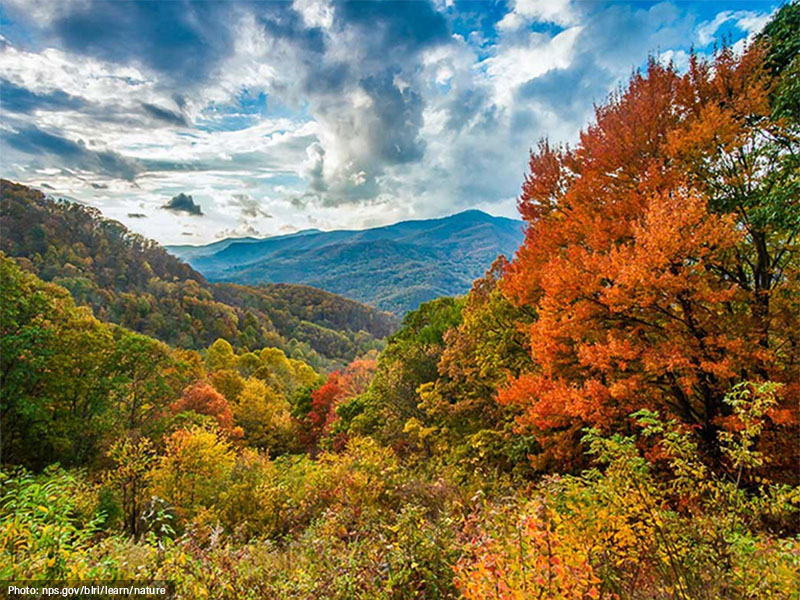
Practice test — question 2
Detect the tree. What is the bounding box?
[305,372,343,449]
[105,436,155,537]
[1,255,60,466]
[417,257,536,471]
[337,358,378,399]
[234,377,296,454]
[45,307,118,465]
[210,368,245,404]
[302,358,379,450]
[759,1,800,123]
[346,297,464,451]
[170,381,242,438]
[290,358,319,389]
[205,338,237,372]
[150,426,235,523]
[111,330,188,435]
[0,256,119,467]
[501,44,798,475]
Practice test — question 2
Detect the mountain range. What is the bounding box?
[168,210,525,314]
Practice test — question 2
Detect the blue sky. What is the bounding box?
[0,0,780,243]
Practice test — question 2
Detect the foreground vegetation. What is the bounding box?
[3,398,797,598]
[1,4,798,598]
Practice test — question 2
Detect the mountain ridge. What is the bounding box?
[168,209,525,314]
[0,180,398,370]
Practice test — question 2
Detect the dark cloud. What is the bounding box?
[516,55,610,124]
[335,1,450,55]
[257,4,326,53]
[0,80,194,131]
[162,192,203,215]
[231,193,272,218]
[0,79,86,113]
[127,212,147,218]
[302,62,351,96]
[1,123,141,180]
[361,72,425,164]
[91,182,109,189]
[141,102,189,126]
[141,149,298,174]
[442,86,475,131]
[305,143,327,193]
[49,0,236,85]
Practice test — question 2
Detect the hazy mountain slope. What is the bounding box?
[0,180,398,369]
[169,210,525,313]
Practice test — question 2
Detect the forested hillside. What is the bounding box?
[169,209,524,314]
[0,180,398,370]
[0,254,323,467]
[1,4,798,599]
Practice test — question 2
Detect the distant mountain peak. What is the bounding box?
[168,209,525,314]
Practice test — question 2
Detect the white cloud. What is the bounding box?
[292,0,334,30]
[0,45,156,106]
[658,48,691,70]
[497,0,578,30]
[482,26,584,108]
[696,9,773,47]
[0,0,780,244]
[1,0,89,27]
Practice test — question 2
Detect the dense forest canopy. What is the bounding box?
[1,3,799,599]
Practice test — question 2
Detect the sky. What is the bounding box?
[0,0,780,244]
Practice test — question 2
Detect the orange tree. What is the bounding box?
[303,358,378,450]
[170,381,242,439]
[500,18,799,477]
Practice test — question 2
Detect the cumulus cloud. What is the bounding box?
[483,26,584,108]
[1,122,142,180]
[0,78,85,113]
[162,192,203,215]
[230,193,272,218]
[0,0,779,243]
[498,0,579,30]
[141,103,189,127]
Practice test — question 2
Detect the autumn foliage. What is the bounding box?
[500,43,799,474]
[305,359,378,448]
[171,381,243,438]
[1,5,799,598]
